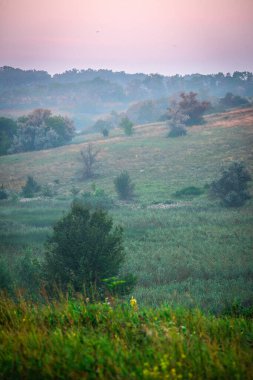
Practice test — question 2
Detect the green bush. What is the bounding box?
[43,202,125,295]
[21,176,41,198]
[210,162,251,207]
[173,186,204,198]
[82,185,114,209]
[120,117,134,136]
[0,259,13,294]
[114,171,135,200]
[168,126,187,138]
[15,249,42,296]
[0,185,8,200]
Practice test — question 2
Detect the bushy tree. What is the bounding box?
[102,128,109,137]
[43,202,125,294]
[21,176,41,198]
[178,92,210,125]
[10,109,75,153]
[120,117,134,136]
[114,171,135,200]
[166,100,188,137]
[0,117,17,155]
[0,185,8,200]
[80,144,99,179]
[219,92,250,108]
[210,162,251,207]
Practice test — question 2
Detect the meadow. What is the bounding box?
[0,107,253,313]
[1,295,253,380]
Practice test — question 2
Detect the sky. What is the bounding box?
[0,0,253,76]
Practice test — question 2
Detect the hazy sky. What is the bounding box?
[0,0,253,75]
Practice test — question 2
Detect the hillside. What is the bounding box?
[0,107,253,312]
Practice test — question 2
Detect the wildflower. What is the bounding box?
[130,296,138,310]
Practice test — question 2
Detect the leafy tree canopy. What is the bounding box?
[43,202,125,294]
[10,109,75,153]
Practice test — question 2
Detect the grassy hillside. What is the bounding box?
[0,107,253,311]
[0,296,252,380]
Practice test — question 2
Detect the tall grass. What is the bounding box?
[0,295,252,380]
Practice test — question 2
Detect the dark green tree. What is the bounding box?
[114,171,135,200]
[21,176,41,198]
[120,117,134,136]
[43,202,125,293]
[219,92,250,108]
[210,162,251,207]
[0,117,17,155]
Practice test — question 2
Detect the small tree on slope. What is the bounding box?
[43,202,125,294]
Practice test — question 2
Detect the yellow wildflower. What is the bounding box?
[130,296,138,310]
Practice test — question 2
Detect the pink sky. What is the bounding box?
[0,0,253,75]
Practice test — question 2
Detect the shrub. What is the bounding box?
[43,202,125,295]
[41,184,56,197]
[173,186,204,198]
[82,184,114,210]
[210,162,251,207]
[0,185,8,200]
[114,171,135,200]
[21,176,41,198]
[15,249,42,297]
[120,117,134,136]
[0,117,17,155]
[0,259,13,294]
[102,128,109,137]
[165,99,188,138]
[168,126,187,138]
[219,93,250,108]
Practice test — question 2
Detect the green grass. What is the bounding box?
[0,108,253,311]
[0,296,252,380]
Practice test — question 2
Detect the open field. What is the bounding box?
[0,107,253,311]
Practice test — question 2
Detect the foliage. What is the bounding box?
[102,128,109,137]
[14,249,42,296]
[120,117,134,136]
[0,259,13,293]
[10,109,75,153]
[166,100,188,137]
[41,184,56,197]
[0,184,8,200]
[102,274,136,296]
[80,143,99,179]
[173,186,204,198]
[0,117,17,155]
[210,162,251,207]
[1,297,253,379]
[82,184,114,209]
[43,202,125,294]
[178,92,210,125]
[93,119,112,133]
[21,176,41,198]
[126,98,168,124]
[219,92,250,108]
[114,171,135,200]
